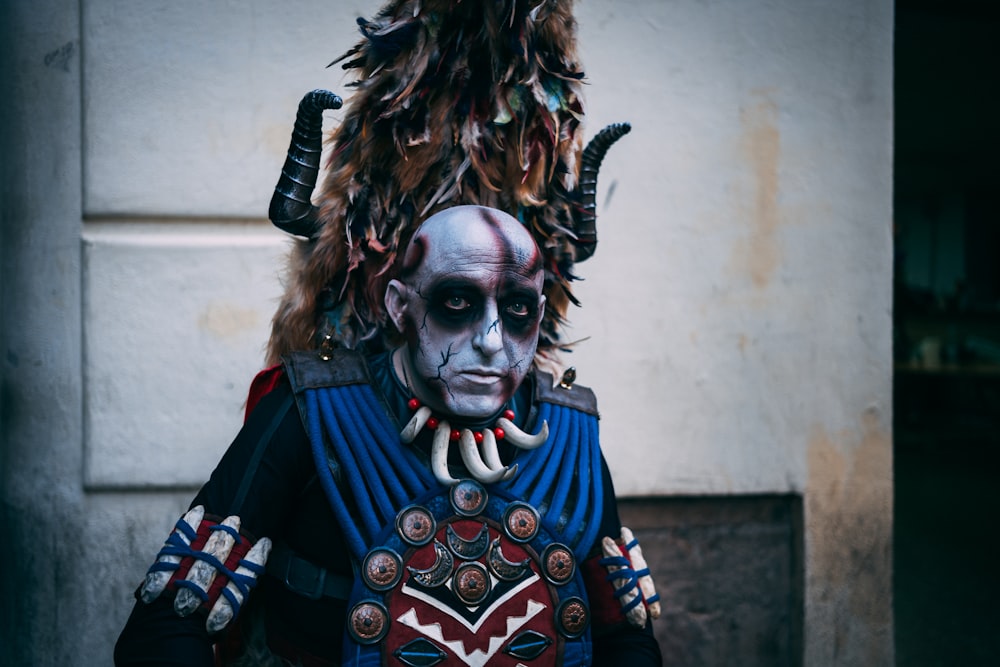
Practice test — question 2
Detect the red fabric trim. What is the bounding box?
[580,542,633,629]
[165,520,255,616]
[244,365,285,422]
[203,534,254,610]
[164,522,213,591]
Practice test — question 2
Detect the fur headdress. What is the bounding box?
[266,0,629,367]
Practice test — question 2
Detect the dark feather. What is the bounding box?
[267,0,605,366]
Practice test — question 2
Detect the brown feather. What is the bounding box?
[266,0,593,365]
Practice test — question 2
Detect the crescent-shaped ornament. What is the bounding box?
[487,538,532,582]
[446,523,490,560]
[406,540,454,588]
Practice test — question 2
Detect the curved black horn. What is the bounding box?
[269,89,343,237]
[574,122,632,261]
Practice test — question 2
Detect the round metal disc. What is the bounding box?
[555,597,590,638]
[348,600,390,644]
[541,543,576,585]
[502,502,540,543]
[396,505,437,547]
[452,561,492,606]
[362,548,403,592]
[449,479,488,517]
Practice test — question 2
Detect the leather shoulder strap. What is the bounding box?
[282,349,371,393]
[533,370,600,417]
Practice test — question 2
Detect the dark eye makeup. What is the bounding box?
[427,281,483,325]
[424,278,539,332]
[501,292,537,319]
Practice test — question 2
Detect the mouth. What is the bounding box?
[459,369,508,384]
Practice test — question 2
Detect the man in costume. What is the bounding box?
[116,205,661,666]
[116,1,662,664]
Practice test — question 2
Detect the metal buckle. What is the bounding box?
[283,552,327,601]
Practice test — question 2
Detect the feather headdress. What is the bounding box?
[266,0,629,367]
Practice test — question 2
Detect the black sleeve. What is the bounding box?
[593,622,663,667]
[115,381,312,666]
[589,456,664,667]
[115,597,213,667]
[190,380,313,537]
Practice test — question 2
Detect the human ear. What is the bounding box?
[384,279,409,332]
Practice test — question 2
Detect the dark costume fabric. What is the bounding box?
[115,351,661,666]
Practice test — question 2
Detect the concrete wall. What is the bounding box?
[1,0,893,664]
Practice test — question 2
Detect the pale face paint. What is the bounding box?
[386,206,545,421]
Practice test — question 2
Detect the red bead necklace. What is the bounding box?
[406,397,514,442]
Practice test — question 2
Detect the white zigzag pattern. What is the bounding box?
[399,572,541,634]
[397,599,546,667]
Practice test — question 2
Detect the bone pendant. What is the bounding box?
[400,406,432,443]
[458,429,508,484]
[140,505,205,603]
[622,526,661,619]
[479,429,519,481]
[602,536,648,628]
[496,417,548,449]
[205,537,272,633]
[173,515,241,617]
[430,420,459,486]
[480,427,504,470]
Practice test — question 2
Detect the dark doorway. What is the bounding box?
[893,1,1000,663]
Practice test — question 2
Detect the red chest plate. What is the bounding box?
[384,518,559,666]
[345,481,590,667]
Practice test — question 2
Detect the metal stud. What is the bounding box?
[347,601,389,644]
[361,548,403,591]
[555,597,590,638]
[449,479,488,517]
[452,561,492,606]
[502,502,540,543]
[396,505,437,547]
[541,543,576,585]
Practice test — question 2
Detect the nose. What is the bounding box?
[472,305,503,356]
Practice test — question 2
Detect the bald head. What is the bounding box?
[399,205,542,283]
[385,205,546,420]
